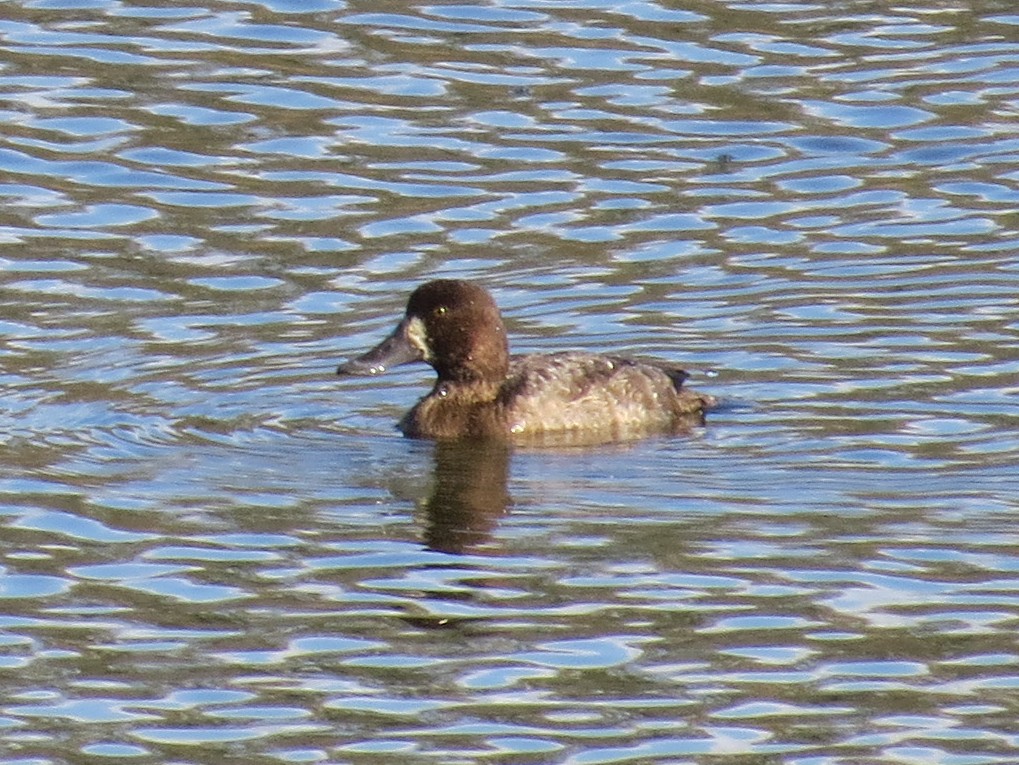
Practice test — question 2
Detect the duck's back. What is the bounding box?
[500,351,713,444]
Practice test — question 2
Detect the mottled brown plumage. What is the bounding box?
[337,280,716,445]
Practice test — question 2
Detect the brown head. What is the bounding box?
[337,280,510,384]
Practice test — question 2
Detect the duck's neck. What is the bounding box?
[433,376,503,403]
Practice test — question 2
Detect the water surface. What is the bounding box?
[2,0,1018,763]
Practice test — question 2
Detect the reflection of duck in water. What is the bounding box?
[338,280,716,446]
[420,440,510,554]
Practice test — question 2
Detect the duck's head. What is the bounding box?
[337,279,510,383]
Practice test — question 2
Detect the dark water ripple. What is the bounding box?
[1,0,1019,762]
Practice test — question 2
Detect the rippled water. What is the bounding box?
[2,0,1019,762]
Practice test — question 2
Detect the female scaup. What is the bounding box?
[337,280,716,444]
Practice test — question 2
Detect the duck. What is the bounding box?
[336,279,717,445]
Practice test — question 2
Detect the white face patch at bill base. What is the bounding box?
[405,315,432,363]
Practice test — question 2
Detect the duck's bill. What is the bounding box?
[337,319,423,376]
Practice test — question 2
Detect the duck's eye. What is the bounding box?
[434,306,448,317]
